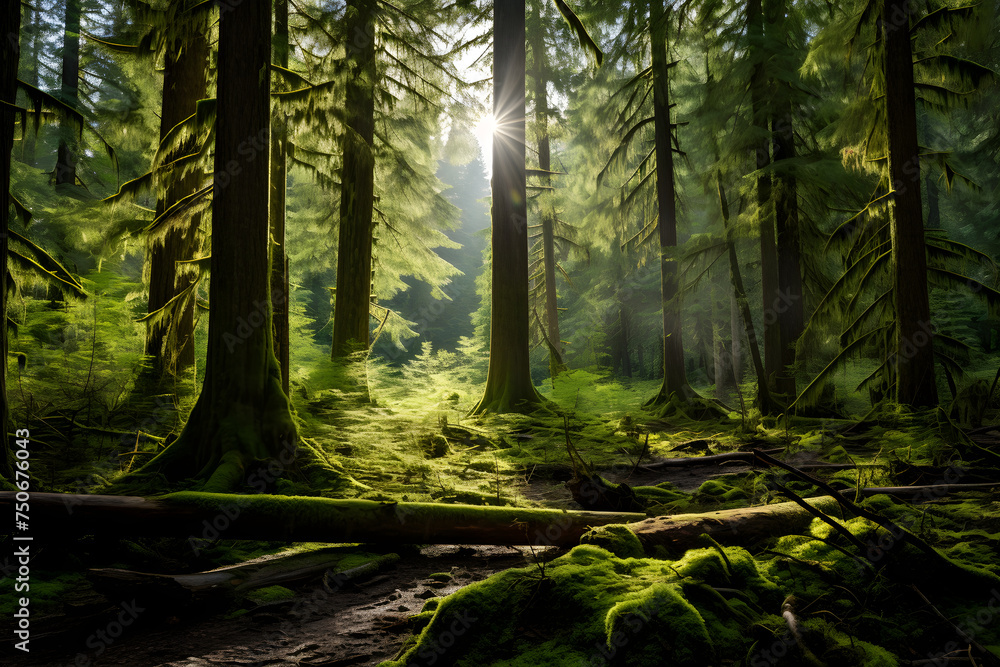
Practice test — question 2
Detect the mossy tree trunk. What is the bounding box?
[55,0,81,185]
[882,0,937,407]
[471,0,543,415]
[331,0,377,365]
[0,0,19,482]
[644,0,690,407]
[144,5,208,378]
[135,0,296,493]
[529,1,566,379]
[271,0,290,394]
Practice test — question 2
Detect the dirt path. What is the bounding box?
[12,546,554,667]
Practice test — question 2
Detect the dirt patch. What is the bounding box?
[12,546,560,667]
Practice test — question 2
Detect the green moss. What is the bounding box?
[0,571,91,616]
[428,572,453,582]
[827,445,851,463]
[380,543,781,667]
[693,477,749,504]
[633,483,690,511]
[604,583,715,665]
[247,585,297,604]
[802,618,900,666]
[579,524,644,558]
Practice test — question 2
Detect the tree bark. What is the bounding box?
[144,6,208,378]
[645,0,690,406]
[133,0,295,493]
[772,106,802,400]
[882,0,938,407]
[529,1,565,379]
[749,0,782,400]
[55,0,81,185]
[271,0,290,394]
[767,0,804,401]
[1,1,20,482]
[472,0,543,414]
[331,0,378,362]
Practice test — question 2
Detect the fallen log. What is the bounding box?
[0,492,644,546]
[90,549,400,595]
[641,448,783,470]
[16,490,964,559]
[624,496,841,555]
[855,483,1000,498]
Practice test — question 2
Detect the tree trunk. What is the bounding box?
[748,0,781,400]
[55,0,81,186]
[271,0,290,394]
[619,307,632,378]
[22,6,40,167]
[882,0,938,407]
[529,1,565,379]
[645,0,690,407]
[718,171,776,413]
[471,0,542,415]
[772,105,802,400]
[133,0,295,493]
[331,0,377,362]
[730,291,743,384]
[767,0,804,402]
[714,283,735,400]
[144,6,208,378]
[1,1,20,482]
[1,492,644,546]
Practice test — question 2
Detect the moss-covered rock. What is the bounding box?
[579,524,644,558]
[693,477,749,504]
[378,544,789,667]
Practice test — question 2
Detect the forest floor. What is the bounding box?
[4,369,1000,665]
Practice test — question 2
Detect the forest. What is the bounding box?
[1,0,1000,664]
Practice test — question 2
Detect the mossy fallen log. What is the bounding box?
[0,492,645,546]
[623,497,842,556]
[856,483,1000,497]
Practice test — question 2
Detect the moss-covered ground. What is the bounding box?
[5,357,1000,665]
